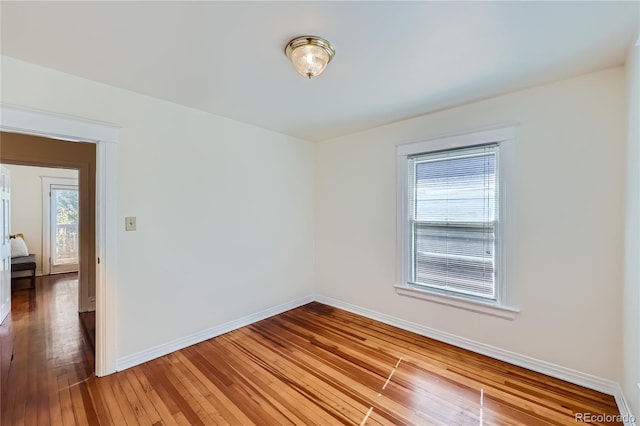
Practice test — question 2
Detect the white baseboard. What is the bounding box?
[613,384,638,426]
[116,295,314,371]
[314,294,635,424]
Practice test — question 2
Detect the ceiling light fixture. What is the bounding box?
[285,36,335,79]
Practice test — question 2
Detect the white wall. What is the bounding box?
[623,42,640,419]
[4,164,77,276]
[1,56,316,359]
[316,67,626,382]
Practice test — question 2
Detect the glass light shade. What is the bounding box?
[290,44,330,78]
[285,36,335,79]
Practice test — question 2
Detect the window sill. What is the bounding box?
[394,284,520,320]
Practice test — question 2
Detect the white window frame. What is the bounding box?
[396,124,520,320]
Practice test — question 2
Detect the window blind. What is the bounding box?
[408,144,498,300]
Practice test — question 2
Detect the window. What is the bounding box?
[409,144,497,299]
[396,126,519,319]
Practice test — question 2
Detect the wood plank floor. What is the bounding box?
[1,274,623,425]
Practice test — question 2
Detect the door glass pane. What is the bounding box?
[52,188,79,266]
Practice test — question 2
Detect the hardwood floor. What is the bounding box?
[1,273,95,426]
[1,278,623,425]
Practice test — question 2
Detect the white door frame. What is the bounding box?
[0,104,119,376]
[0,166,10,324]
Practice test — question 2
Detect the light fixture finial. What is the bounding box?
[285,36,335,79]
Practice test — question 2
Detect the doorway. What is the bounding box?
[4,165,84,290]
[1,105,118,376]
[0,133,96,372]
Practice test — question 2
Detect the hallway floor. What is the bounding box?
[1,273,96,425]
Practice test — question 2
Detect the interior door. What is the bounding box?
[0,165,11,324]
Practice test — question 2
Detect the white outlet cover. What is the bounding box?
[125,216,136,231]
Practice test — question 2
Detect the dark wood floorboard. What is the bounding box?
[79,311,96,354]
[1,276,622,425]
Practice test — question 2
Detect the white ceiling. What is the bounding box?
[1,1,638,141]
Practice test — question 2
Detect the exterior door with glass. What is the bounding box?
[43,177,79,275]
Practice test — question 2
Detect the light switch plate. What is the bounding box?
[125,217,137,231]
